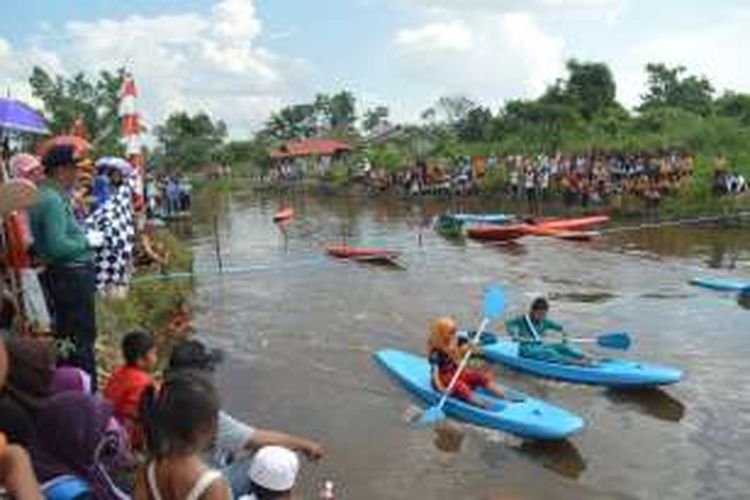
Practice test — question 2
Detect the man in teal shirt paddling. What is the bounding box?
[29,145,103,387]
[505,297,589,365]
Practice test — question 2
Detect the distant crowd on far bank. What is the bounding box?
[265,149,747,210]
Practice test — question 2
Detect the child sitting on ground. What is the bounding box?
[103,331,158,451]
[427,317,507,409]
[243,446,299,500]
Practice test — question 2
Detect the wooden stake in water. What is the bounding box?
[213,213,224,273]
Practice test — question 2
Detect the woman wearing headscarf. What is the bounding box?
[31,391,130,500]
[0,337,56,447]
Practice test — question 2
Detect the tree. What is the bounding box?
[266,104,317,141]
[564,60,617,120]
[715,91,750,125]
[639,63,714,116]
[29,66,126,154]
[434,95,476,124]
[327,91,357,130]
[263,90,357,141]
[456,106,493,142]
[362,106,389,134]
[154,112,227,172]
[223,133,273,175]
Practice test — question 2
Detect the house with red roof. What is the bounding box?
[268,138,353,179]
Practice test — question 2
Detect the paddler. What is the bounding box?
[505,298,590,365]
[427,317,508,409]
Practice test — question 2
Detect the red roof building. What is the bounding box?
[269,138,352,159]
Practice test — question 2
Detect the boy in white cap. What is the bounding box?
[245,446,299,500]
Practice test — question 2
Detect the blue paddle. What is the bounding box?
[415,285,505,428]
[567,332,631,351]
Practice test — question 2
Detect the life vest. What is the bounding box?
[4,211,30,268]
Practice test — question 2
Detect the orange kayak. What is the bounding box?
[468,216,608,242]
[533,215,609,231]
[325,244,401,265]
[273,207,294,222]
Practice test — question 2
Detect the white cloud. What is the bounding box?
[0,0,306,137]
[393,11,565,107]
[615,8,750,108]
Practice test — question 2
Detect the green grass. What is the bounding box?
[95,229,193,376]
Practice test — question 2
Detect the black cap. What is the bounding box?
[42,145,79,172]
[167,339,224,373]
[531,297,549,311]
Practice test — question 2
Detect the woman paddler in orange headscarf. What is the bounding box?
[427,317,507,408]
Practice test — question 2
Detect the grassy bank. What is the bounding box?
[95,229,194,378]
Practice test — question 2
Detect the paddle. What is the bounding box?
[566,332,631,351]
[524,314,630,351]
[415,285,505,428]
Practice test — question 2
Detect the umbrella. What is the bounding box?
[0,98,48,134]
[95,156,134,177]
[36,135,92,158]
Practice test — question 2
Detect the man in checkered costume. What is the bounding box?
[86,158,136,298]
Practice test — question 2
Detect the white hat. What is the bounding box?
[248,446,299,492]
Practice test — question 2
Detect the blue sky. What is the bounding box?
[2,0,748,137]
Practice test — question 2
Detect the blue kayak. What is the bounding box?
[690,277,750,292]
[482,338,683,388]
[374,349,584,440]
[449,213,514,225]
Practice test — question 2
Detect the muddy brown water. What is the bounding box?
[180,191,750,500]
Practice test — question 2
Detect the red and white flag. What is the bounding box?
[119,74,145,211]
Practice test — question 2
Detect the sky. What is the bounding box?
[1,0,748,138]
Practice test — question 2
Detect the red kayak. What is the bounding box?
[273,207,294,222]
[325,244,400,264]
[466,224,530,242]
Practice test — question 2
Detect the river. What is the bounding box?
[180,189,750,500]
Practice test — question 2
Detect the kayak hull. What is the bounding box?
[325,245,399,259]
[690,277,750,292]
[467,224,529,242]
[273,208,294,222]
[524,226,599,241]
[482,338,683,388]
[374,349,584,440]
[434,215,464,238]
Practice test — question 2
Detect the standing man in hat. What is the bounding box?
[28,145,103,388]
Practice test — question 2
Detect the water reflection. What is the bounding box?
[550,292,617,304]
[433,422,466,453]
[480,438,586,480]
[517,440,587,479]
[605,226,750,271]
[604,387,686,422]
[737,290,750,310]
[482,241,529,257]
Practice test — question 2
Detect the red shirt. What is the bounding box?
[103,365,153,447]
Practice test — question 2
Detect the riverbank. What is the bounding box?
[95,228,194,380]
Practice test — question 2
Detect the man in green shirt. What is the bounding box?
[505,297,589,365]
[29,145,102,387]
